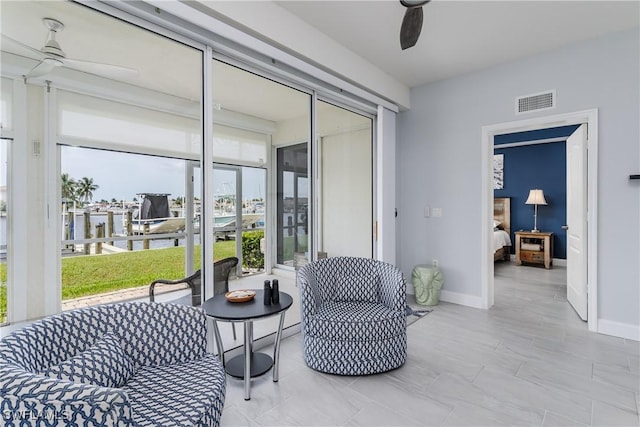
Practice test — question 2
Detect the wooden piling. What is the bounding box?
[126,211,133,251]
[143,223,150,250]
[95,223,104,254]
[83,211,91,255]
[107,211,114,246]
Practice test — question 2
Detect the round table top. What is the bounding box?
[202,289,293,321]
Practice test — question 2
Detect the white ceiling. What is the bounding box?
[275,0,640,88]
[0,1,202,101]
[1,0,637,119]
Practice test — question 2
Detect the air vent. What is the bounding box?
[515,90,556,114]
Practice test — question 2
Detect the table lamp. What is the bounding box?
[525,189,547,232]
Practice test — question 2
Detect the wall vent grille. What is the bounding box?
[515,90,556,114]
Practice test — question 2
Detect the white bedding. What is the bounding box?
[493,229,512,252]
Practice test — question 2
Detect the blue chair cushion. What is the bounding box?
[306,301,405,341]
[41,332,135,388]
[122,354,226,427]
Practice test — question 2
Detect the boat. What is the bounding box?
[124,193,186,235]
[123,193,264,236]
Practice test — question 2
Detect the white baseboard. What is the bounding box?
[508,254,567,267]
[598,319,640,341]
[439,290,485,309]
[553,258,567,267]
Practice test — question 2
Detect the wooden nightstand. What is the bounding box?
[515,231,553,269]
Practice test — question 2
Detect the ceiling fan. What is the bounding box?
[400,0,431,50]
[2,18,139,82]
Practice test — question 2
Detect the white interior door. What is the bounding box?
[566,124,588,320]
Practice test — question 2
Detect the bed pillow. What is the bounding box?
[493,219,501,229]
[42,332,134,388]
[334,274,381,303]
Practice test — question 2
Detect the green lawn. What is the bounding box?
[0,232,303,324]
[0,240,237,324]
[62,241,236,299]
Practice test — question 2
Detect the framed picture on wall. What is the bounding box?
[493,154,504,189]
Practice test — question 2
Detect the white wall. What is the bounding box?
[321,128,372,258]
[397,28,640,336]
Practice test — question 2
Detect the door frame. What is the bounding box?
[481,109,598,332]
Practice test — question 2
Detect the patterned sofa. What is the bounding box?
[297,256,407,375]
[0,302,226,426]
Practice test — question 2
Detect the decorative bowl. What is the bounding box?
[225,290,256,303]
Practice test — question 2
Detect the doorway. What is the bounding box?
[481,109,598,332]
[275,143,309,268]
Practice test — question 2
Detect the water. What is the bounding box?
[65,213,199,251]
[0,212,304,258]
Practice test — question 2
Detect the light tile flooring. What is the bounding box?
[220,263,640,427]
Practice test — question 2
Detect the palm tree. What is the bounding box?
[76,177,99,203]
[61,173,77,203]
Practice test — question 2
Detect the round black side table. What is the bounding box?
[202,289,292,400]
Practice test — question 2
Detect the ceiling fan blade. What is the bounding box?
[62,57,139,80]
[25,60,57,79]
[1,33,46,60]
[400,6,424,50]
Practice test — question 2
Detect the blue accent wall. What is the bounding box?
[494,125,579,259]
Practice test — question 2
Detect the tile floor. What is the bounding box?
[219,263,640,427]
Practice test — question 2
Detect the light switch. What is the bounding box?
[432,208,442,217]
[424,207,431,217]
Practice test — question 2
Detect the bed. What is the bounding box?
[493,197,512,262]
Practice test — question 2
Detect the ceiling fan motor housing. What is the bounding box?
[41,39,65,58]
[41,18,66,58]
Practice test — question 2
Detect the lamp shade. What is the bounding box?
[525,189,547,205]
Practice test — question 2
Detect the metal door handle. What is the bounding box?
[561,225,569,230]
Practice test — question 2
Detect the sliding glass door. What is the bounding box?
[212,59,311,271]
[212,164,266,273]
[276,143,309,267]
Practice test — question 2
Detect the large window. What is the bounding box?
[0,1,378,324]
[60,147,201,306]
[44,2,204,309]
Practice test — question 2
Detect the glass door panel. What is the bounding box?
[240,166,266,272]
[212,165,266,273]
[276,143,308,266]
[60,148,200,307]
[213,167,238,243]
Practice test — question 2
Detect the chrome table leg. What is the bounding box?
[273,312,286,382]
[244,320,253,400]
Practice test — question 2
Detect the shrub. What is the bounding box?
[242,230,264,269]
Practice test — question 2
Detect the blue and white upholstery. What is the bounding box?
[0,302,226,426]
[297,256,407,375]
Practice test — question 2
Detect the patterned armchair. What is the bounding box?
[0,302,226,426]
[297,256,407,375]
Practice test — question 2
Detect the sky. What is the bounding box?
[61,146,267,203]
